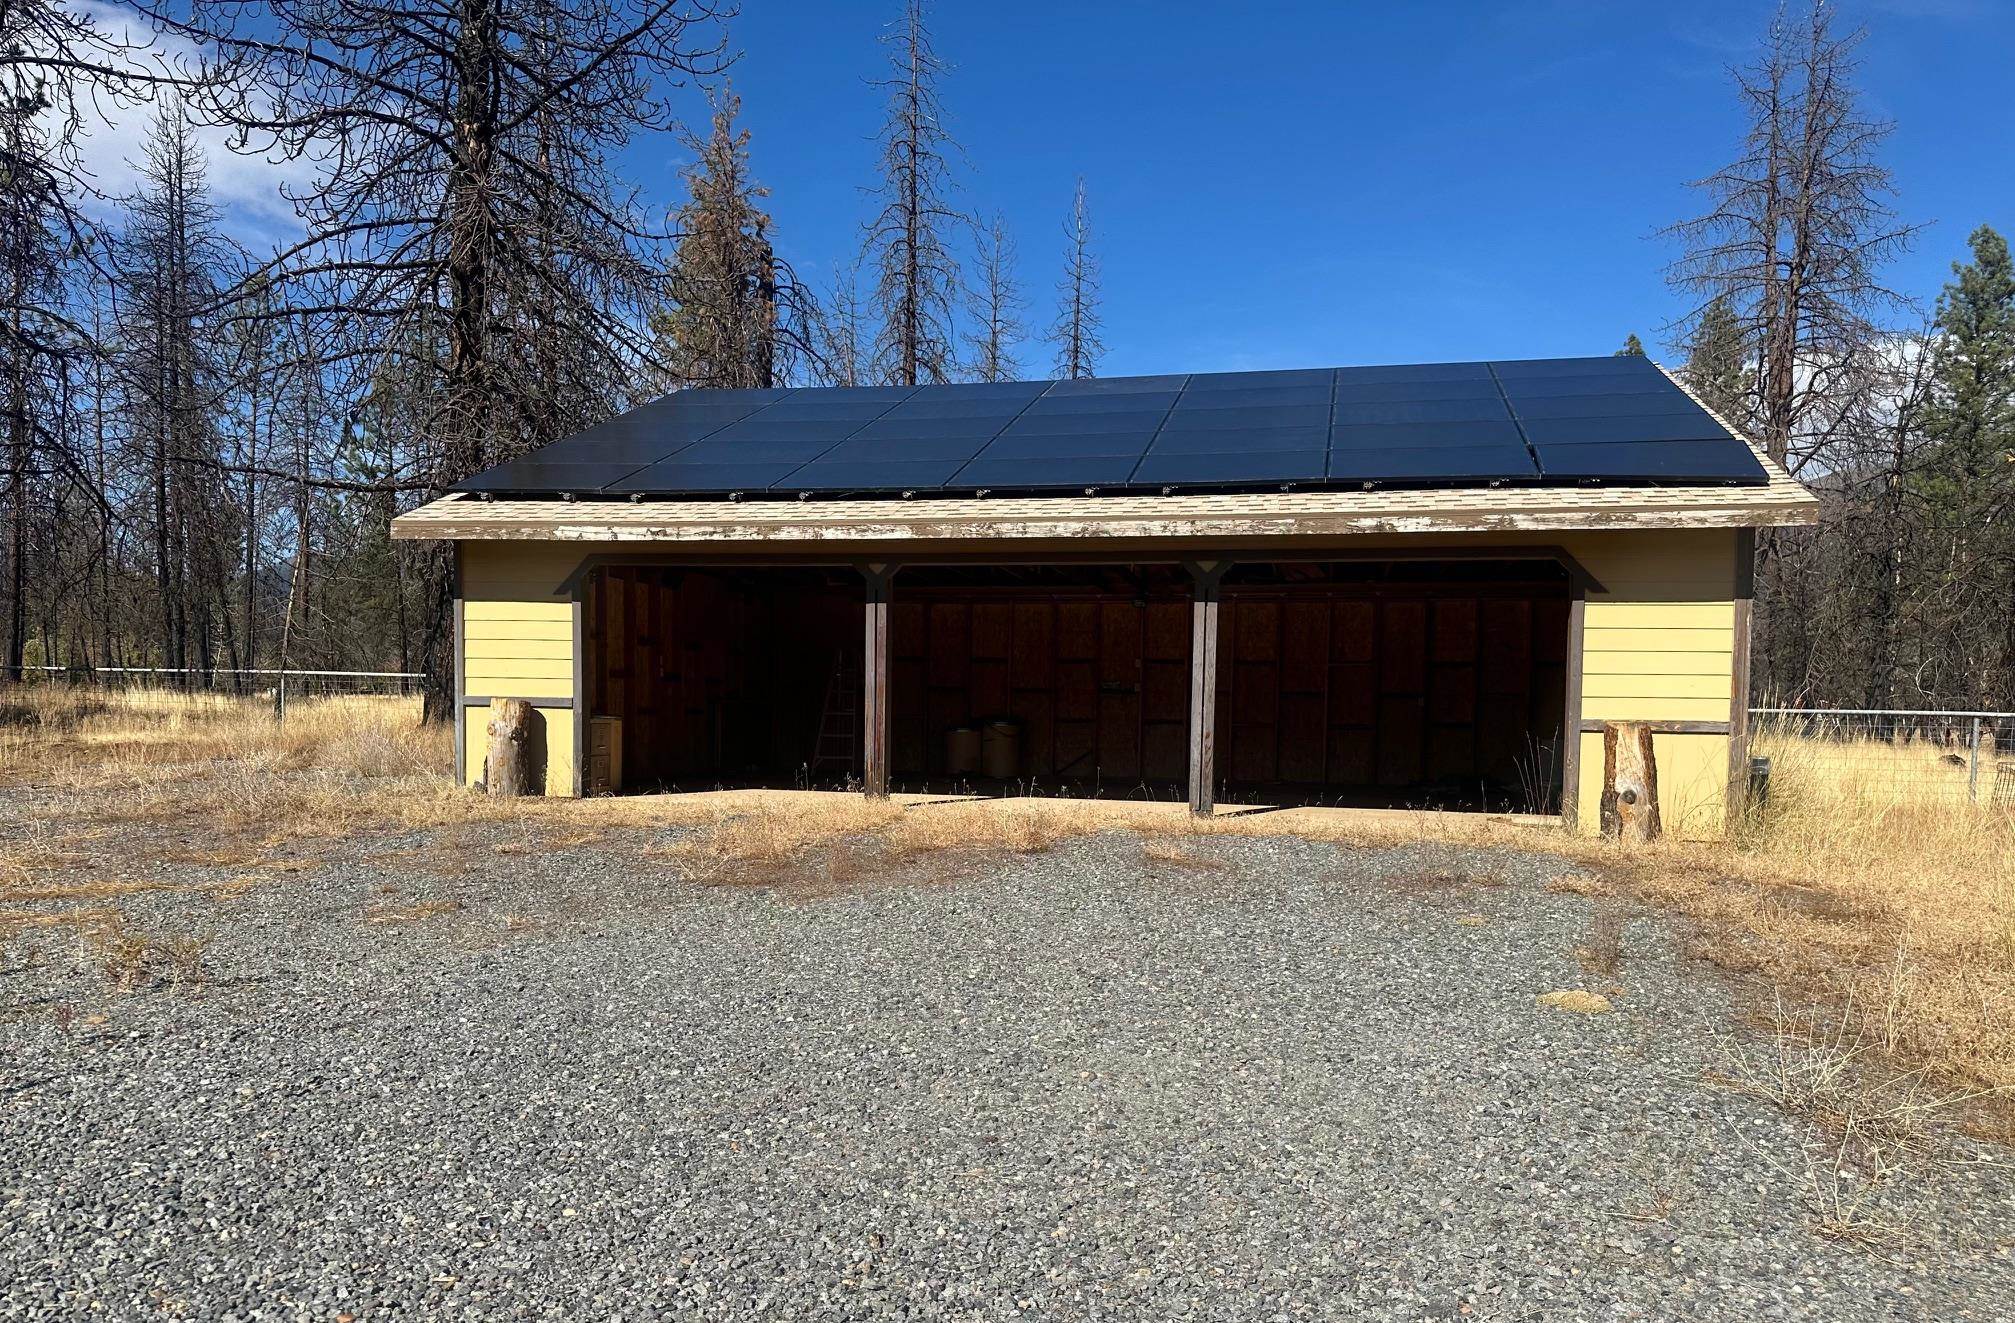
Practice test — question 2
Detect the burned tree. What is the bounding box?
[1049,178,1102,381]
[1663,0,1916,703]
[862,0,964,387]
[1663,1,1914,469]
[964,212,1026,384]
[153,0,730,719]
[652,93,816,391]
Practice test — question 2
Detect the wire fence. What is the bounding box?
[1748,707,2015,809]
[16,665,427,703]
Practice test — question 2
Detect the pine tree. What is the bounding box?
[1923,226,2015,482]
[1049,178,1102,380]
[1615,334,1644,357]
[863,0,964,387]
[1917,225,2015,705]
[652,94,785,391]
[1683,294,1747,421]
[965,212,1025,383]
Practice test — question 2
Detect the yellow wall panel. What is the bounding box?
[462,634,572,662]
[1582,649,1730,676]
[464,600,572,623]
[1581,672,1731,700]
[460,543,583,600]
[1583,601,1736,630]
[1581,696,1731,722]
[466,658,571,684]
[1583,627,1733,654]
[464,617,574,642]
[462,703,574,796]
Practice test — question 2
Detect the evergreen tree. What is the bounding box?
[1923,226,2015,484]
[1615,333,1644,356]
[652,94,785,391]
[1683,294,1747,421]
[1916,225,2015,705]
[1049,178,1102,380]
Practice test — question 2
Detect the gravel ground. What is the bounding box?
[2,811,2011,1321]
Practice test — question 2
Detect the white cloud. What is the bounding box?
[43,2,316,242]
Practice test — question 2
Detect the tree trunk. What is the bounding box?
[484,697,539,796]
[1599,721,1662,844]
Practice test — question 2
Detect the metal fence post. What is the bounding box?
[1969,716,1982,803]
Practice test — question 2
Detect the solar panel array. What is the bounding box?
[455,354,1766,499]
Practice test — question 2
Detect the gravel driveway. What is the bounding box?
[2,818,2010,1321]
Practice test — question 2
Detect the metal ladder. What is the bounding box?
[810,651,861,779]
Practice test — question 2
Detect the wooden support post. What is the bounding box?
[1185,560,1229,816]
[860,563,896,799]
[1599,720,1661,843]
[1726,527,1755,831]
[1561,589,1585,827]
[485,697,540,797]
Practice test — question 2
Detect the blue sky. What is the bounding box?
[633,0,2012,375]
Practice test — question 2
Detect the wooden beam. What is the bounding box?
[1185,561,1229,815]
[452,542,465,788]
[861,563,897,798]
[1727,527,1756,832]
[1560,589,1585,828]
[571,583,586,798]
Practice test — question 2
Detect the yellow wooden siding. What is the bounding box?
[1575,730,1727,840]
[459,542,583,796]
[1567,531,1736,696]
[462,704,574,797]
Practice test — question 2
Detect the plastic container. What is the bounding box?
[945,726,981,775]
[981,720,1020,780]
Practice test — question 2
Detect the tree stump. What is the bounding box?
[485,698,541,797]
[1598,721,1661,843]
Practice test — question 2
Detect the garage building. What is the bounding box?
[389,355,1817,836]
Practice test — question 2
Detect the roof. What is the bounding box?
[393,438,1816,546]
[449,354,1771,503]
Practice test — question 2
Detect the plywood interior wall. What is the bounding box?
[584,567,858,786]
[1215,587,1567,799]
[890,590,1192,784]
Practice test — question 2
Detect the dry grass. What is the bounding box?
[1,687,2009,1134]
[78,914,212,993]
[1720,983,1997,1243]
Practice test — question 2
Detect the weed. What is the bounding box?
[80,917,211,992]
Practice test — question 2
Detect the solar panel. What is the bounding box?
[979,431,1156,458]
[1150,425,1328,454]
[1330,444,1541,482]
[1330,420,1526,449]
[1185,367,1333,390]
[1509,393,1714,421]
[458,460,655,493]
[1536,440,1763,482]
[821,434,992,461]
[1133,450,1327,485]
[1521,414,1732,446]
[452,354,1769,499]
[774,458,968,492]
[607,461,806,494]
[1160,403,1331,431]
[1333,379,1503,404]
[1331,399,1513,425]
[952,455,1143,489]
